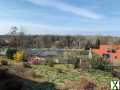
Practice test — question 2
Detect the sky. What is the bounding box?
[0,0,120,35]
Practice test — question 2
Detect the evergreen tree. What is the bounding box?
[85,41,93,50]
[95,38,100,49]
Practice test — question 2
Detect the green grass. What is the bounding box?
[0,53,119,88]
[86,69,119,87]
[32,64,119,88]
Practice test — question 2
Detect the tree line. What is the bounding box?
[1,26,120,49]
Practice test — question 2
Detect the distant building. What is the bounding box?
[72,40,86,48]
[24,49,58,61]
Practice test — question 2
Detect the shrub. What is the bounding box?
[6,48,17,59]
[57,68,63,73]
[1,60,8,65]
[112,70,120,79]
[23,62,32,68]
[48,60,55,67]
[80,51,89,55]
[32,70,44,78]
[14,51,24,63]
[90,54,112,72]
[74,58,80,69]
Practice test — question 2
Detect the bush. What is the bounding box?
[14,51,24,63]
[48,60,55,67]
[6,48,17,59]
[1,60,8,65]
[23,62,32,68]
[74,58,80,69]
[80,51,89,55]
[57,68,63,73]
[90,54,112,72]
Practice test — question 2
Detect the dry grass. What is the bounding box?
[112,60,120,66]
[0,63,119,90]
[64,76,96,90]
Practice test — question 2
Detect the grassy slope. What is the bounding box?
[32,64,119,88]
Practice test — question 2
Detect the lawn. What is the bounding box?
[32,64,119,89]
[0,53,119,89]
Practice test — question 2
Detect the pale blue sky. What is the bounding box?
[0,0,120,35]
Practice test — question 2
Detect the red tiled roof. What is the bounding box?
[92,45,120,60]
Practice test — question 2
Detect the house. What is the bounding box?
[29,56,46,65]
[24,49,58,64]
[92,45,120,62]
[24,49,41,61]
